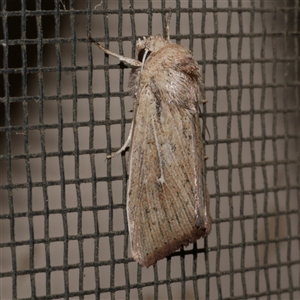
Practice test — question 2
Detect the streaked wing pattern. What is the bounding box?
[127,86,211,267]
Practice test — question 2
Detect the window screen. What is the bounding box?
[0,0,299,299]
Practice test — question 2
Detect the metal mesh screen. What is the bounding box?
[0,0,299,299]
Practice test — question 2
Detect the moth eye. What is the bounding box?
[138,48,151,62]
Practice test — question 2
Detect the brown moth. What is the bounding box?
[89,14,212,267]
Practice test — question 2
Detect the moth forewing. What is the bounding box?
[90,32,212,268]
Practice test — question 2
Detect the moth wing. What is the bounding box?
[127,87,211,268]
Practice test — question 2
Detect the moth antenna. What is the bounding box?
[164,10,172,40]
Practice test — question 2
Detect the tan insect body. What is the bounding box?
[90,16,212,267]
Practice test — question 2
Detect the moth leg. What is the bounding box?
[107,121,134,159]
[88,36,142,68]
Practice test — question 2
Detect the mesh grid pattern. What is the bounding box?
[0,0,299,299]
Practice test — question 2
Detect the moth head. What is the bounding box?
[136,35,170,66]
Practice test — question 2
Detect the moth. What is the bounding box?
[89,14,212,267]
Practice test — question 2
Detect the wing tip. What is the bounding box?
[133,223,212,268]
